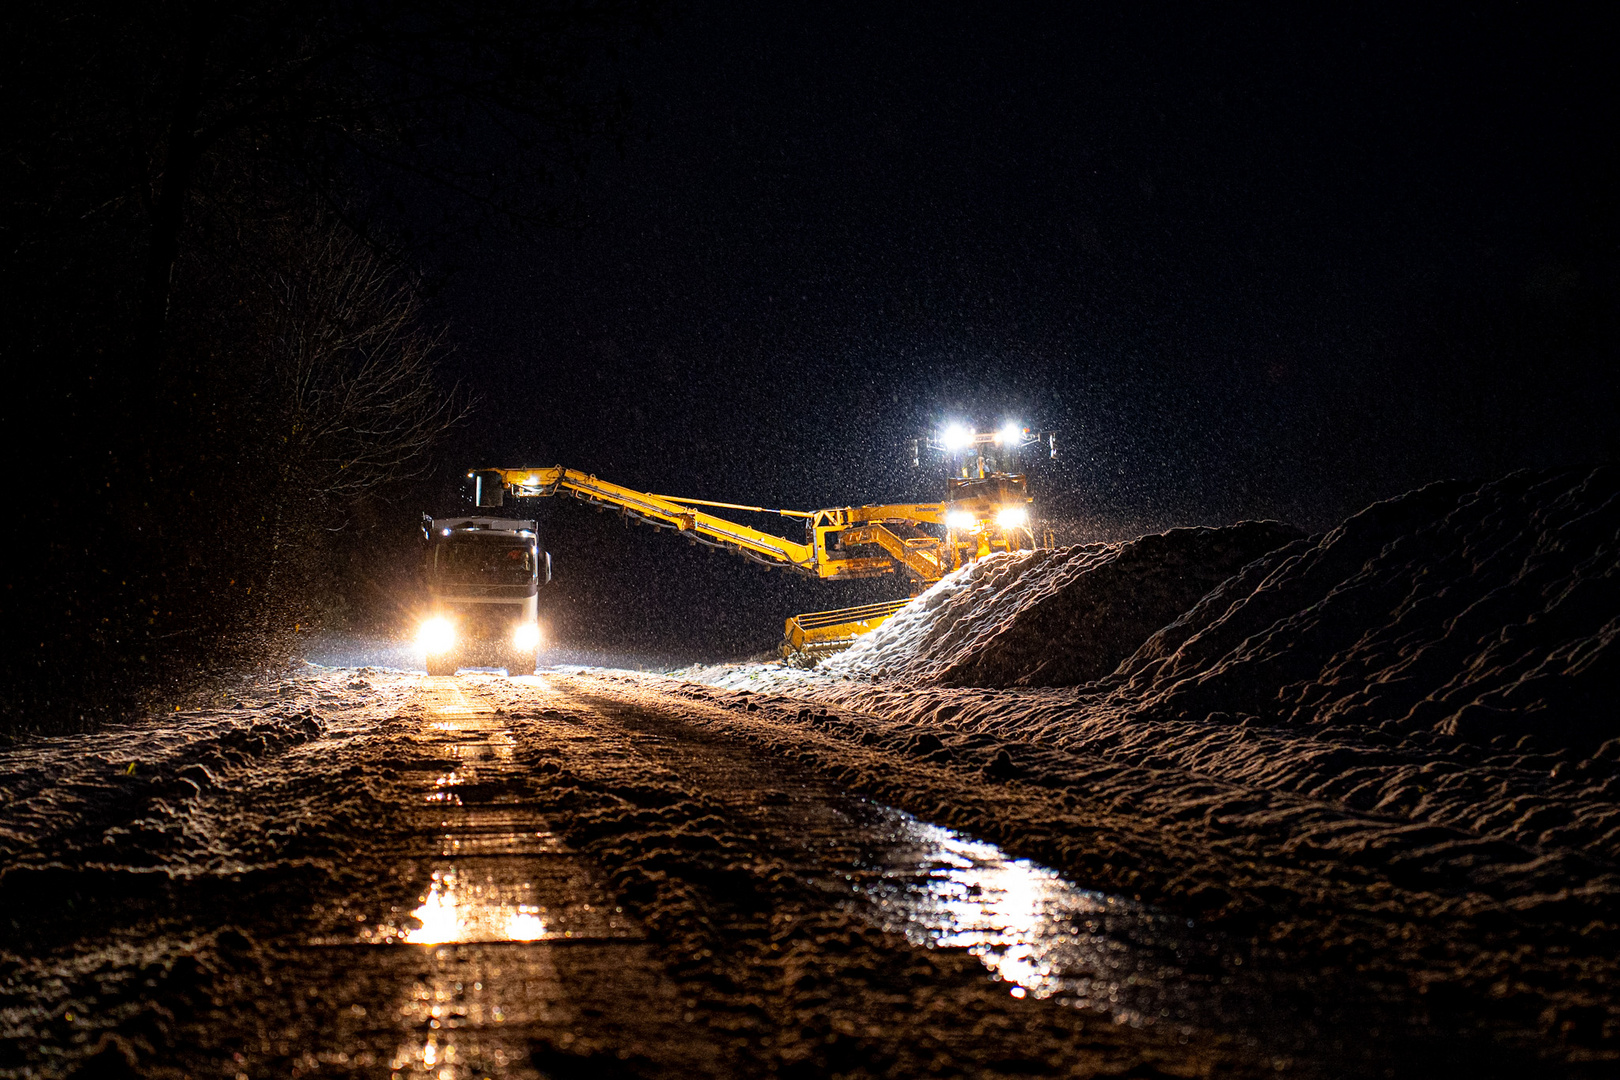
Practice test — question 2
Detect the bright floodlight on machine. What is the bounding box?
[997,422,1024,446]
[995,505,1029,529]
[940,423,974,452]
[946,509,978,531]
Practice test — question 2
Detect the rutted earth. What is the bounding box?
[2,668,1298,1079]
[0,664,1608,1078]
[3,467,1617,1077]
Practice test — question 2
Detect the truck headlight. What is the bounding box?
[418,617,456,654]
[995,505,1030,529]
[945,509,977,531]
[512,622,541,651]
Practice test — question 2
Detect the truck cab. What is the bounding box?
[417,516,551,676]
[926,423,1050,564]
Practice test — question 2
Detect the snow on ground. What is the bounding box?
[0,668,413,883]
[0,666,431,1074]
[821,520,1303,686]
[1106,469,1620,750]
[664,468,1620,1061]
[693,469,1620,865]
[5,466,1617,1073]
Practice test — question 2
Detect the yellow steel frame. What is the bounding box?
[480,466,956,582]
[475,465,1038,658]
[781,598,912,658]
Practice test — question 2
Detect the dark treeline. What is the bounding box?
[1,1,653,734]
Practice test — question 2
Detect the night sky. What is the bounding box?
[402,3,1617,661]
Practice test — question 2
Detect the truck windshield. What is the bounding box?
[434,537,535,585]
[948,444,1026,479]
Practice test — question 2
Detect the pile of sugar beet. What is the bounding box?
[818,467,1620,837]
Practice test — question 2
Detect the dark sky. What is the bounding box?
[410,2,1617,658]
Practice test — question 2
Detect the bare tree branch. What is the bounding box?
[266,221,472,501]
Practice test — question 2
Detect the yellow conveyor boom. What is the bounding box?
[470,460,1036,659]
[475,466,950,583]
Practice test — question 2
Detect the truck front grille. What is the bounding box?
[448,604,520,641]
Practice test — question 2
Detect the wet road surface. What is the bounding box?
[2,667,1563,1078]
[545,683,1504,1077]
[188,672,1273,1077]
[179,677,732,1078]
[556,686,1249,1031]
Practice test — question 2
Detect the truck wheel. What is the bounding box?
[426,655,458,676]
[507,654,536,677]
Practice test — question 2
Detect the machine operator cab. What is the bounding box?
[912,422,1056,568]
[416,516,552,676]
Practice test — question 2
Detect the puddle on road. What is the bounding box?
[837,802,1269,1038]
[401,865,551,944]
[854,812,1175,1024]
[840,806,1407,1072]
[376,861,636,946]
[565,687,1268,1041]
[327,830,638,947]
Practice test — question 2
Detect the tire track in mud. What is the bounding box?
[3,667,1582,1077]
[477,674,1322,1078]
[174,676,737,1079]
[522,670,1581,1079]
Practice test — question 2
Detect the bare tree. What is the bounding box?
[0,1,638,732]
[267,226,470,503]
[232,217,472,644]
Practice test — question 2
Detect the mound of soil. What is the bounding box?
[823,521,1303,687]
[684,468,1620,1065]
[745,467,1620,869]
[1112,467,1620,756]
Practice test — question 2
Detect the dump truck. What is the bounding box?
[417,515,552,676]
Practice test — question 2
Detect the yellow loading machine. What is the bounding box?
[469,424,1054,658]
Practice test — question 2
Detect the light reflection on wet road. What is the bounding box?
[323,676,1306,1075]
[400,866,549,945]
[322,679,644,1079]
[563,684,1308,1059]
[850,808,1210,1029]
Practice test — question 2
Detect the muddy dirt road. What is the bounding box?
[0,667,1602,1078]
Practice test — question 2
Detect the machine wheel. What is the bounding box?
[426,655,458,676]
[506,654,536,677]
